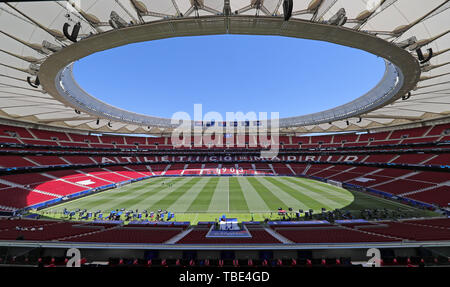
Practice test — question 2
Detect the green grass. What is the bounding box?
[186,177,218,212]
[37,176,439,223]
[228,177,249,212]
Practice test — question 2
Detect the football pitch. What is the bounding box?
[38,176,437,223]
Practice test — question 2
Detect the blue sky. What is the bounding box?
[74,34,385,120]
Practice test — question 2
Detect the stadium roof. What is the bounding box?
[0,0,449,135]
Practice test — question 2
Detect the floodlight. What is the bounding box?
[109,11,128,29]
[41,40,62,53]
[63,22,81,43]
[327,8,347,26]
[396,36,417,49]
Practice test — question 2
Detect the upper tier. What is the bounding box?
[0,122,449,150]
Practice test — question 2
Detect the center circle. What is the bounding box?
[73,34,385,120]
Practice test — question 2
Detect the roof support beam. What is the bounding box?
[37,116,96,123]
[311,0,337,22]
[420,72,450,82]
[361,114,422,121]
[370,1,450,37]
[0,30,46,55]
[0,74,27,83]
[354,0,398,30]
[0,49,41,63]
[0,82,44,93]
[5,3,66,43]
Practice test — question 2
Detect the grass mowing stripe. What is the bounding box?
[122,177,192,210]
[312,179,355,195]
[46,178,166,212]
[87,177,163,198]
[83,179,170,208]
[281,177,351,208]
[301,178,354,201]
[260,177,314,210]
[286,177,353,205]
[228,177,249,212]
[253,177,316,210]
[236,177,270,212]
[147,177,200,211]
[39,176,440,223]
[168,177,213,212]
[245,177,286,211]
[265,177,326,209]
[102,178,181,211]
[187,177,219,212]
[207,177,229,212]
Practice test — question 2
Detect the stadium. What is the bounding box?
[0,0,449,269]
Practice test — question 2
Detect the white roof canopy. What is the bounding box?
[0,0,449,135]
